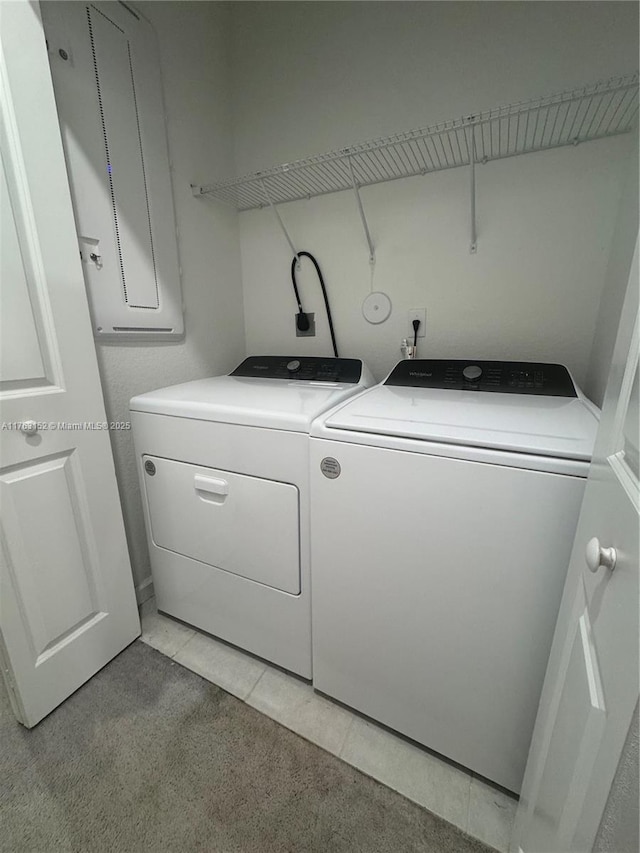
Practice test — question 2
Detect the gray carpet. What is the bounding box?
[1,641,494,853]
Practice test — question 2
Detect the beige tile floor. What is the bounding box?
[139,599,517,852]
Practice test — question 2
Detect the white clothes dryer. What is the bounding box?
[309,359,599,792]
[130,356,373,678]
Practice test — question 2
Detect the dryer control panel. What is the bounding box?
[385,360,577,396]
[231,356,363,384]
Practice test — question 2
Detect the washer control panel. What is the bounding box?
[385,360,577,397]
[231,356,363,384]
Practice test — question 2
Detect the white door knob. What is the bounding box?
[585,537,617,573]
[20,420,39,437]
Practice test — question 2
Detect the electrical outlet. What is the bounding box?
[295,312,316,337]
[408,309,426,338]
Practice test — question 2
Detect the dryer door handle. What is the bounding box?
[194,475,229,501]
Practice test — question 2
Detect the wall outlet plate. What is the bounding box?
[408,308,426,338]
[295,312,315,337]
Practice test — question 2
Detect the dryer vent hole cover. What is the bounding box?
[362,292,392,324]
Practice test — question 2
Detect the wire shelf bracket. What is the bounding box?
[260,179,300,267]
[347,156,375,264]
[466,126,478,254]
[192,73,639,255]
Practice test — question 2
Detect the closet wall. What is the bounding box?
[229,2,638,385]
[43,1,637,592]
[585,127,639,405]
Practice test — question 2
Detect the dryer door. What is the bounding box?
[142,455,300,594]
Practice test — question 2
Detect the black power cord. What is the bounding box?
[412,318,420,350]
[290,251,339,358]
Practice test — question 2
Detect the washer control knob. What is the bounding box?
[286,359,302,372]
[463,365,482,382]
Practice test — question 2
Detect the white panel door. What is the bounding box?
[0,1,139,728]
[512,238,639,852]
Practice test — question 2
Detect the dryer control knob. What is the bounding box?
[463,365,482,382]
[287,359,302,372]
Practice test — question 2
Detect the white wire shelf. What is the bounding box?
[193,73,638,212]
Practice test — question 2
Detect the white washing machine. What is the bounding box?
[130,356,373,678]
[310,359,599,792]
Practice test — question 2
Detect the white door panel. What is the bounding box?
[0,1,139,728]
[526,583,607,852]
[0,158,47,386]
[87,4,159,310]
[0,129,61,394]
[1,452,106,655]
[513,238,639,852]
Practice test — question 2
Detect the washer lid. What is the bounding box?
[321,385,599,460]
[130,373,370,432]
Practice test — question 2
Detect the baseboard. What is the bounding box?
[135,576,154,605]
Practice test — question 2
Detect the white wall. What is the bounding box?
[585,128,639,406]
[94,1,245,596]
[239,139,626,383]
[230,1,638,384]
